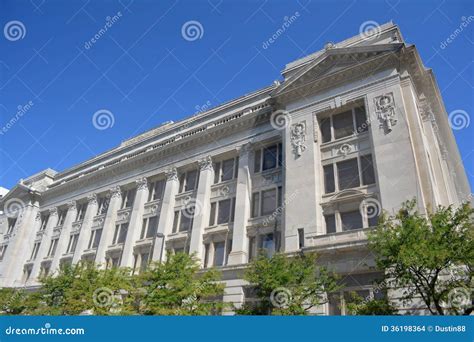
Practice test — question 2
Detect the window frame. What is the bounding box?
[318,104,368,144]
[253,143,283,173]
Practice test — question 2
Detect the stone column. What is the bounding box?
[228,143,252,265]
[50,201,77,272]
[72,194,98,264]
[1,197,41,287]
[189,156,213,262]
[151,167,179,262]
[120,178,149,268]
[30,207,59,282]
[95,186,122,267]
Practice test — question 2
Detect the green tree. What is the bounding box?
[139,252,224,315]
[0,288,30,315]
[368,200,474,315]
[237,252,339,315]
[345,290,397,315]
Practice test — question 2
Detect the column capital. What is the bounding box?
[67,200,77,211]
[238,142,253,156]
[49,207,58,216]
[198,155,213,171]
[87,193,98,205]
[109,185,122,198]
[35,211,42,221]
[165,167,178,182]
[136,177,148,191]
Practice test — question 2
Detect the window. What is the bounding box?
[325,214,336,234]
[213,158,237,183]
[66,234,79,254]
[209,203,217,226]
[148,179,165,202]
[298,228,305,249]
[355,106,368,133]
[172,211,179,233]
[180,170,198,193]
[97,196,109,215]
[179,210,193,232]
[254,143,283,173]
[121,189,136,209]
[323,164,335,193]
[0,245,7,261]
[47,238,59,257]
[261,189,277,216]
[57,209,67,226]
[88,229,102,249]
[30,242,41,260]
[340,210,363,231]
[360,154,376,185]
[75,203,87,221]
[39,214,49,230]
[319,104,368,142]
[208,198,235,225]
[251,193,260,218]
[259,233,277,258]
[203,243,210,268]
[337,158,360,190]
[113,223,129,244]
[248,236,256,261]
[333,110,354,139]
[140,216,158,239]
[320,117,331,143]
[6,218,17,234]
[213,242,225,266]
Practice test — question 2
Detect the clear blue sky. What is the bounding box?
[0,0,472,191]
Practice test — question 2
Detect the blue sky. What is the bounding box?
[0,0,472,190]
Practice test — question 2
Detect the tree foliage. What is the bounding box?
[236,252,339,315]
[368,200,474,315]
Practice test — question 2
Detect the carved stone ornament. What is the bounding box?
[49,207,58,216]
[67,201,77,211]
[35,212,42,221]
[290,121,307,158]
[110,186,122,198]
[88,193,98,205]
[339,143,352,156]
[136,177,148,191]
[374,93,397,133]
[198,155,213,171]
[165,167,178,182]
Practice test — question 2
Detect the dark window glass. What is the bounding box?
[125,189,136,208]
[320,117,332,143]
[153,180,165,201]
[333,110,354,139]
[278,143,283,167]
[361,154,376,185]
[93,229,102,248]
[251,193,260,218]
[323,164,335,193]
[261,189,277,216]
[209,202,216,226]
[254,149,261,173]
[277,186,282,208]
[259,233,275,258]
[298,228,305,248]
[234,157,239,178]
[203,244,210,268]
[213,242,225,266]
[368,214,379,228]
[146,216,158,238]
[355,106,368,133]
[217,199,231,224]
[179,210,192,232]
[325,214,336,234]
[213,162,220,184]
[221,159,235,181]
[118,224,128,243]
[230,198,235,222]
[337,158,360,190]
[172,211,179,233]
[248,236,256,261]
[179,174,185,193]
[185,170,198,191]
[140,219,147,240]
[262,145,277,171]
[341,211,363,231]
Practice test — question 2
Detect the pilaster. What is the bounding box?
[72,194,98,264]
[50,201,77,272]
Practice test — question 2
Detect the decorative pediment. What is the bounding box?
[272,43,403,99]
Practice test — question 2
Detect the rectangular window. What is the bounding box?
[89,229,102,249]
[360,154,376,185]
[203,243,210,268]
[30,242,41,260]
[278,143,283,167]
[179,210,193,232]
[277,186,282,208]
[248,236,256,261]
[261,189,277,216]
[76,203,87,221]
[179,174,186,193]
[148,180,165,202]
[340,210,363,231]
[209,202,216,226]
[40,214,49,230]
[254,149,261,173]
[97,197,109,215]
[221,158,235,182]
[113,224,128,244]
[172,211,179,233]
[320,117,332,143]
[48,238,59,257]
[333,110,354,139]
[185,170,198,192]
[355,105,368,133]
[298,228,305,249]
[57,210,67,226]
[217,199,231,224]
[325,214,336,234]
[337,158,360,190]
[262,145,277,171]
[251,192,260,218]
[67,234,79,254]
[121,189,136,209]
[259,233,275,258]
[146,216,158,239]
[213,242,225,266]
[140,219,147,240]
[323,164,335,193]
[213,162,221,184]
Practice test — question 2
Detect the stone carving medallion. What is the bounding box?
[290,121,307,158]
[374,93,397,133]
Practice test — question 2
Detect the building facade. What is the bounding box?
[0,23,470,314]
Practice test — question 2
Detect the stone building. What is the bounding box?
[0,23,470,314]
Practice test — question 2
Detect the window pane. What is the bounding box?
[203,243,210,268]
[278,143,283,167]
[337,158,360,190]
[126,189,136,207]
[261,189,277,216]
[213,242,225,266]
[179,210,192,231]
[118,224,128,243]
[254,149,261,173]
[153,180,165,200]
[248,236,256,261]
[260,233,275,257]
[217,199,231,224]
[93,229,102,248]
[361,154,376,185]
[146,216,158,238]
[213,162,220,184]
[230,198,235,222]
[355,106,368,133]
[172,211,179,233]
[320,117,331,143]
[333,110,354,139]
[71,235,78,253]
[209,202,216,226]
[340,211,363,231]
[325,214,336,234]
[262,145,277,171]
[323,164,335,193]
[179,174,185,193]
[140,219,147,240]
[221,159,235,181]
[185,170,198,191]
[251,193,259,218]
[298,228,305,248]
